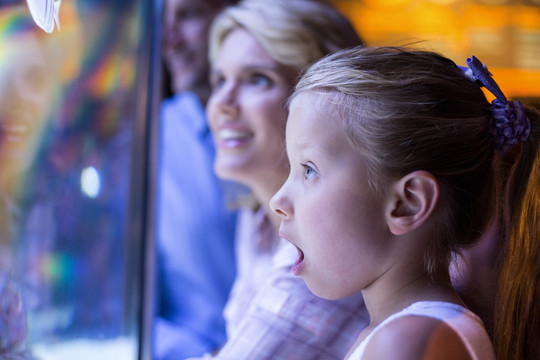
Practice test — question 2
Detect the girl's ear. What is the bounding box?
[386,171,439,236]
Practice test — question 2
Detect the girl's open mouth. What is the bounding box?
[291,245,305,276]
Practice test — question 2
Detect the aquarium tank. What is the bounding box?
[0,0,160,358]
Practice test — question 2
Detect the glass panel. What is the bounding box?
[0,0,158,358]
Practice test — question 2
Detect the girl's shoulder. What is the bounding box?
[349,301,495,360]
[363,312,472,360]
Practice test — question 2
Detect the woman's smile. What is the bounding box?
[215,127,253,150]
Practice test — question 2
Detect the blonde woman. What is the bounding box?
[196,0,367,358]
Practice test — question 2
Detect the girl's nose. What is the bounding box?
[270,184,293,219]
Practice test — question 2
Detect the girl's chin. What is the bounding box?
[304,277,350,301]
[306,283,336,300]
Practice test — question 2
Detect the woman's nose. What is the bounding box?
[214,82,240,116]
[270,185,293,219]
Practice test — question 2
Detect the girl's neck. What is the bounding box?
[362,266,462,327]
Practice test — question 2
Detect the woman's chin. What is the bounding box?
[214,159,254,183]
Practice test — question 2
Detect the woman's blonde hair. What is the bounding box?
[209,0,362,209]
[209,0,363,71]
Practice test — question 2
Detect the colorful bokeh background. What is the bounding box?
[0,0,149,358]
[333,0,540,104]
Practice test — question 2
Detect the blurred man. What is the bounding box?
[155,0,238,359]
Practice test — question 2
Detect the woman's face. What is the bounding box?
[207,27,298,195]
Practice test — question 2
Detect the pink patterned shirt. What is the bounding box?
[190,208,368,359]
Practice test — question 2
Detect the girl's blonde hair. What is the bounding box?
[294,45,540,360]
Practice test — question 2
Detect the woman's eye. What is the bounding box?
[302,164,318,180]
[249,74,271,86]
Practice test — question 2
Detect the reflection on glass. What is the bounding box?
[0,9,56,359]
[0,1,154,358]
[25,0,62,33]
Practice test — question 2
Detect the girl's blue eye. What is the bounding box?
[302,164,317,180]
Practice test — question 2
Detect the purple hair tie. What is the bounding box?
[459,56,531,154]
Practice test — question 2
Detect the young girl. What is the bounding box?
[271,46,538,359]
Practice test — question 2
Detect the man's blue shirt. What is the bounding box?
[155,92,237,359]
